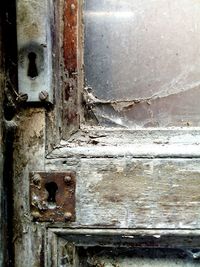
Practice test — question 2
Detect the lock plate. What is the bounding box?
[30,172,76,222]
[17,0,53,102]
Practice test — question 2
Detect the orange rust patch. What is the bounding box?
[30,172,76,222]
[63,0,78,76]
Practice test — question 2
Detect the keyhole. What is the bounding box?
[27,52,38,79]
[45,182,58,203]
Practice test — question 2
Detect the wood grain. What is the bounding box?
[47,157,200,229]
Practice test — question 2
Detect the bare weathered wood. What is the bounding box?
[13,108,46,267]
[46,0,63,152]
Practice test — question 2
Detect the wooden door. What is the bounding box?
[9,0,200,266]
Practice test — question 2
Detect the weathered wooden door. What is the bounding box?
[11,0,200,266]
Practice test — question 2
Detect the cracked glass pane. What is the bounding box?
[84,0,200,127]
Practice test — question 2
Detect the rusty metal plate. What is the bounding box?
[30,172,76,222]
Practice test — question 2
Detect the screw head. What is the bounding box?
[39,90,49,101]
[64,212,72,221]
[64,175,72,183]
[32,173,41,185]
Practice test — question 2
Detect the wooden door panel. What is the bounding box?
[46,157,200,229]
[11,0,200,265]
[77,158,200,228]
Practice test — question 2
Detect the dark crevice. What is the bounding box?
[27,52,38,79]
[45,182,58,203]
[3,0,18,122]
[1,0,17,264]
[3,122,15,267]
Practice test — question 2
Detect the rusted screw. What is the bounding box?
[32,173,41,185]
[64,175,72,183]
[39,90,49,101]
[64,212,72,221]
[32,211,41,220]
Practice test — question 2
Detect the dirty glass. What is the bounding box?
[84,0,200,127]
[77,247,200,267]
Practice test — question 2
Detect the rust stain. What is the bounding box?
[63,0,78,77]
[30,172,76,222]
[64,110,78,125]
[62,0,79,135]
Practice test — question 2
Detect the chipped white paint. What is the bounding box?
[48,128,200,159]
[48,143,200,158]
